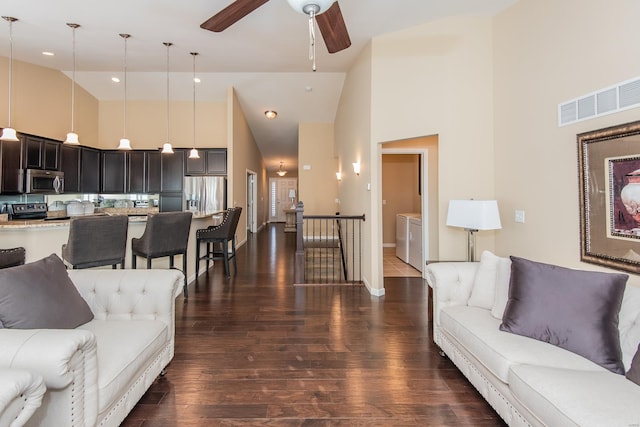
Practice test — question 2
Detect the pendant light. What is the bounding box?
[188,52,199,159]
[0,16,18,141]
[117,33,132,150]
[64,23,80,144]
[277,162,287,177]
[161,42,173,154]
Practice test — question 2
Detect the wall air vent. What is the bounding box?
[558,76,640,126]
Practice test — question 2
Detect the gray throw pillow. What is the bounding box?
[627,343,640,385]
[500,256,627,374]
[0,254,94,329]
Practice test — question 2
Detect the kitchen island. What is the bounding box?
[0,210,224,284]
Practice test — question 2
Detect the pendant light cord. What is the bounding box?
[121,34,129,139]
[7,18,14,127]
[192,52,197,150]
[164,43,172,144]
[70,24,77,132]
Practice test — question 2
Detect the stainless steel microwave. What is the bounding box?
[25,169,64,194]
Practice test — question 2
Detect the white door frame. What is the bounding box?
[380,148,429,277]
[247,169,257,233]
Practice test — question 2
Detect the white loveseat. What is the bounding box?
[427,258,640,427]
[0,268,183,427]
[0,368,45,427]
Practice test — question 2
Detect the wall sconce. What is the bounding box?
[336,172,342,181]
[352,162,360,176]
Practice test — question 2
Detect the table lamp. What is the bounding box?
[289,189,296,209]
[446,199,501,261]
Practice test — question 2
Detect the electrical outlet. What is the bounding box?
[515,210,525,223]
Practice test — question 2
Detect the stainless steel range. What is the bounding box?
[8,203,48,220]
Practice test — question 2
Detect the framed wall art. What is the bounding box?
[578,120,640,273]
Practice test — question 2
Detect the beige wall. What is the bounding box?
[334,16,496,293]
[98,100,226,150]
[371,16,497,266]
[334,43,376,293]
[493,0,640,285]
[0,58,98,142]
[298,122,338,215]
[228,87,267,244]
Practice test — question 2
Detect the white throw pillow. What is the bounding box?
[491,255,513,319]
[468,251,500,310]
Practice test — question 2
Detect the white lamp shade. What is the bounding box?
[289,189,296,198]
[161,143,174,154]
[446,200,502,231]
[0,127,18,141]
[189,148,200,159]
[65,132,80,145]
[117,138,132,150]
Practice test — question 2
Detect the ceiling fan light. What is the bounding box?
[118,138,132,150]
[161,143,174,154]
[0,127,18,141]
[189,148,200,159]
[64,132,79,145]
[287,0,334,15]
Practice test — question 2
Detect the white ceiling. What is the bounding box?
[0,0,517,172]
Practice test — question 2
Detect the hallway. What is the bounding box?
[123,223,503,426]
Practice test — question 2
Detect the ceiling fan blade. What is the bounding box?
[316,1,351,54]
[201,0,270,32]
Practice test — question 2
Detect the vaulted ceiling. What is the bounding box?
[0,0,517,172]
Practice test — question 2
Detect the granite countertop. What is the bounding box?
[0,208,224,229]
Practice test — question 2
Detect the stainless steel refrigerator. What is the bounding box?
[183,176,226,214]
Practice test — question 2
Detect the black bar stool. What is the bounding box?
[195,207,242,278]
[62,215,129,269]
[131,212,192,296]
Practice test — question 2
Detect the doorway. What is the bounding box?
[247,170,257,233]
[380,136,439,279]
[269,177,297,222]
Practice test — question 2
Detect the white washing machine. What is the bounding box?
[396,213,421,263]
[408,216,423,272]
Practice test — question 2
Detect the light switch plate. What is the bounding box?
[515,210,525,223]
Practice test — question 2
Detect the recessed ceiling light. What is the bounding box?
[264,110,277,119]
[111,77,120,83]
[305,85,313,92]
[194,77,201,83]
[42,51,54,56]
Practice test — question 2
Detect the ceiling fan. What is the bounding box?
[201,0,351,70]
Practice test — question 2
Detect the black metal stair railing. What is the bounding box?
[294,201,365,284]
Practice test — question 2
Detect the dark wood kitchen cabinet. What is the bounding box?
[185,148,226,176]
[101,151,127,193]
[161,150,184,192]
[80,147,100,193]
[23,135,60,170]
[127,150,161,193]
[60,144,81,193]
[146,151,161,193]
[0,139,23,193]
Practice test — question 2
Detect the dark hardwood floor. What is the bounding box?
[122,224,505,426]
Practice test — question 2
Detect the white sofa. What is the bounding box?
[427,260,640,427]
[0,368,46,427]
[0,268,183,427]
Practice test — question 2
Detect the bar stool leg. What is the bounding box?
[223,241,230,278]
[182,251,188,298]
[195,239,200,277]
[132,254,137,269]
[147,258,152,269]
